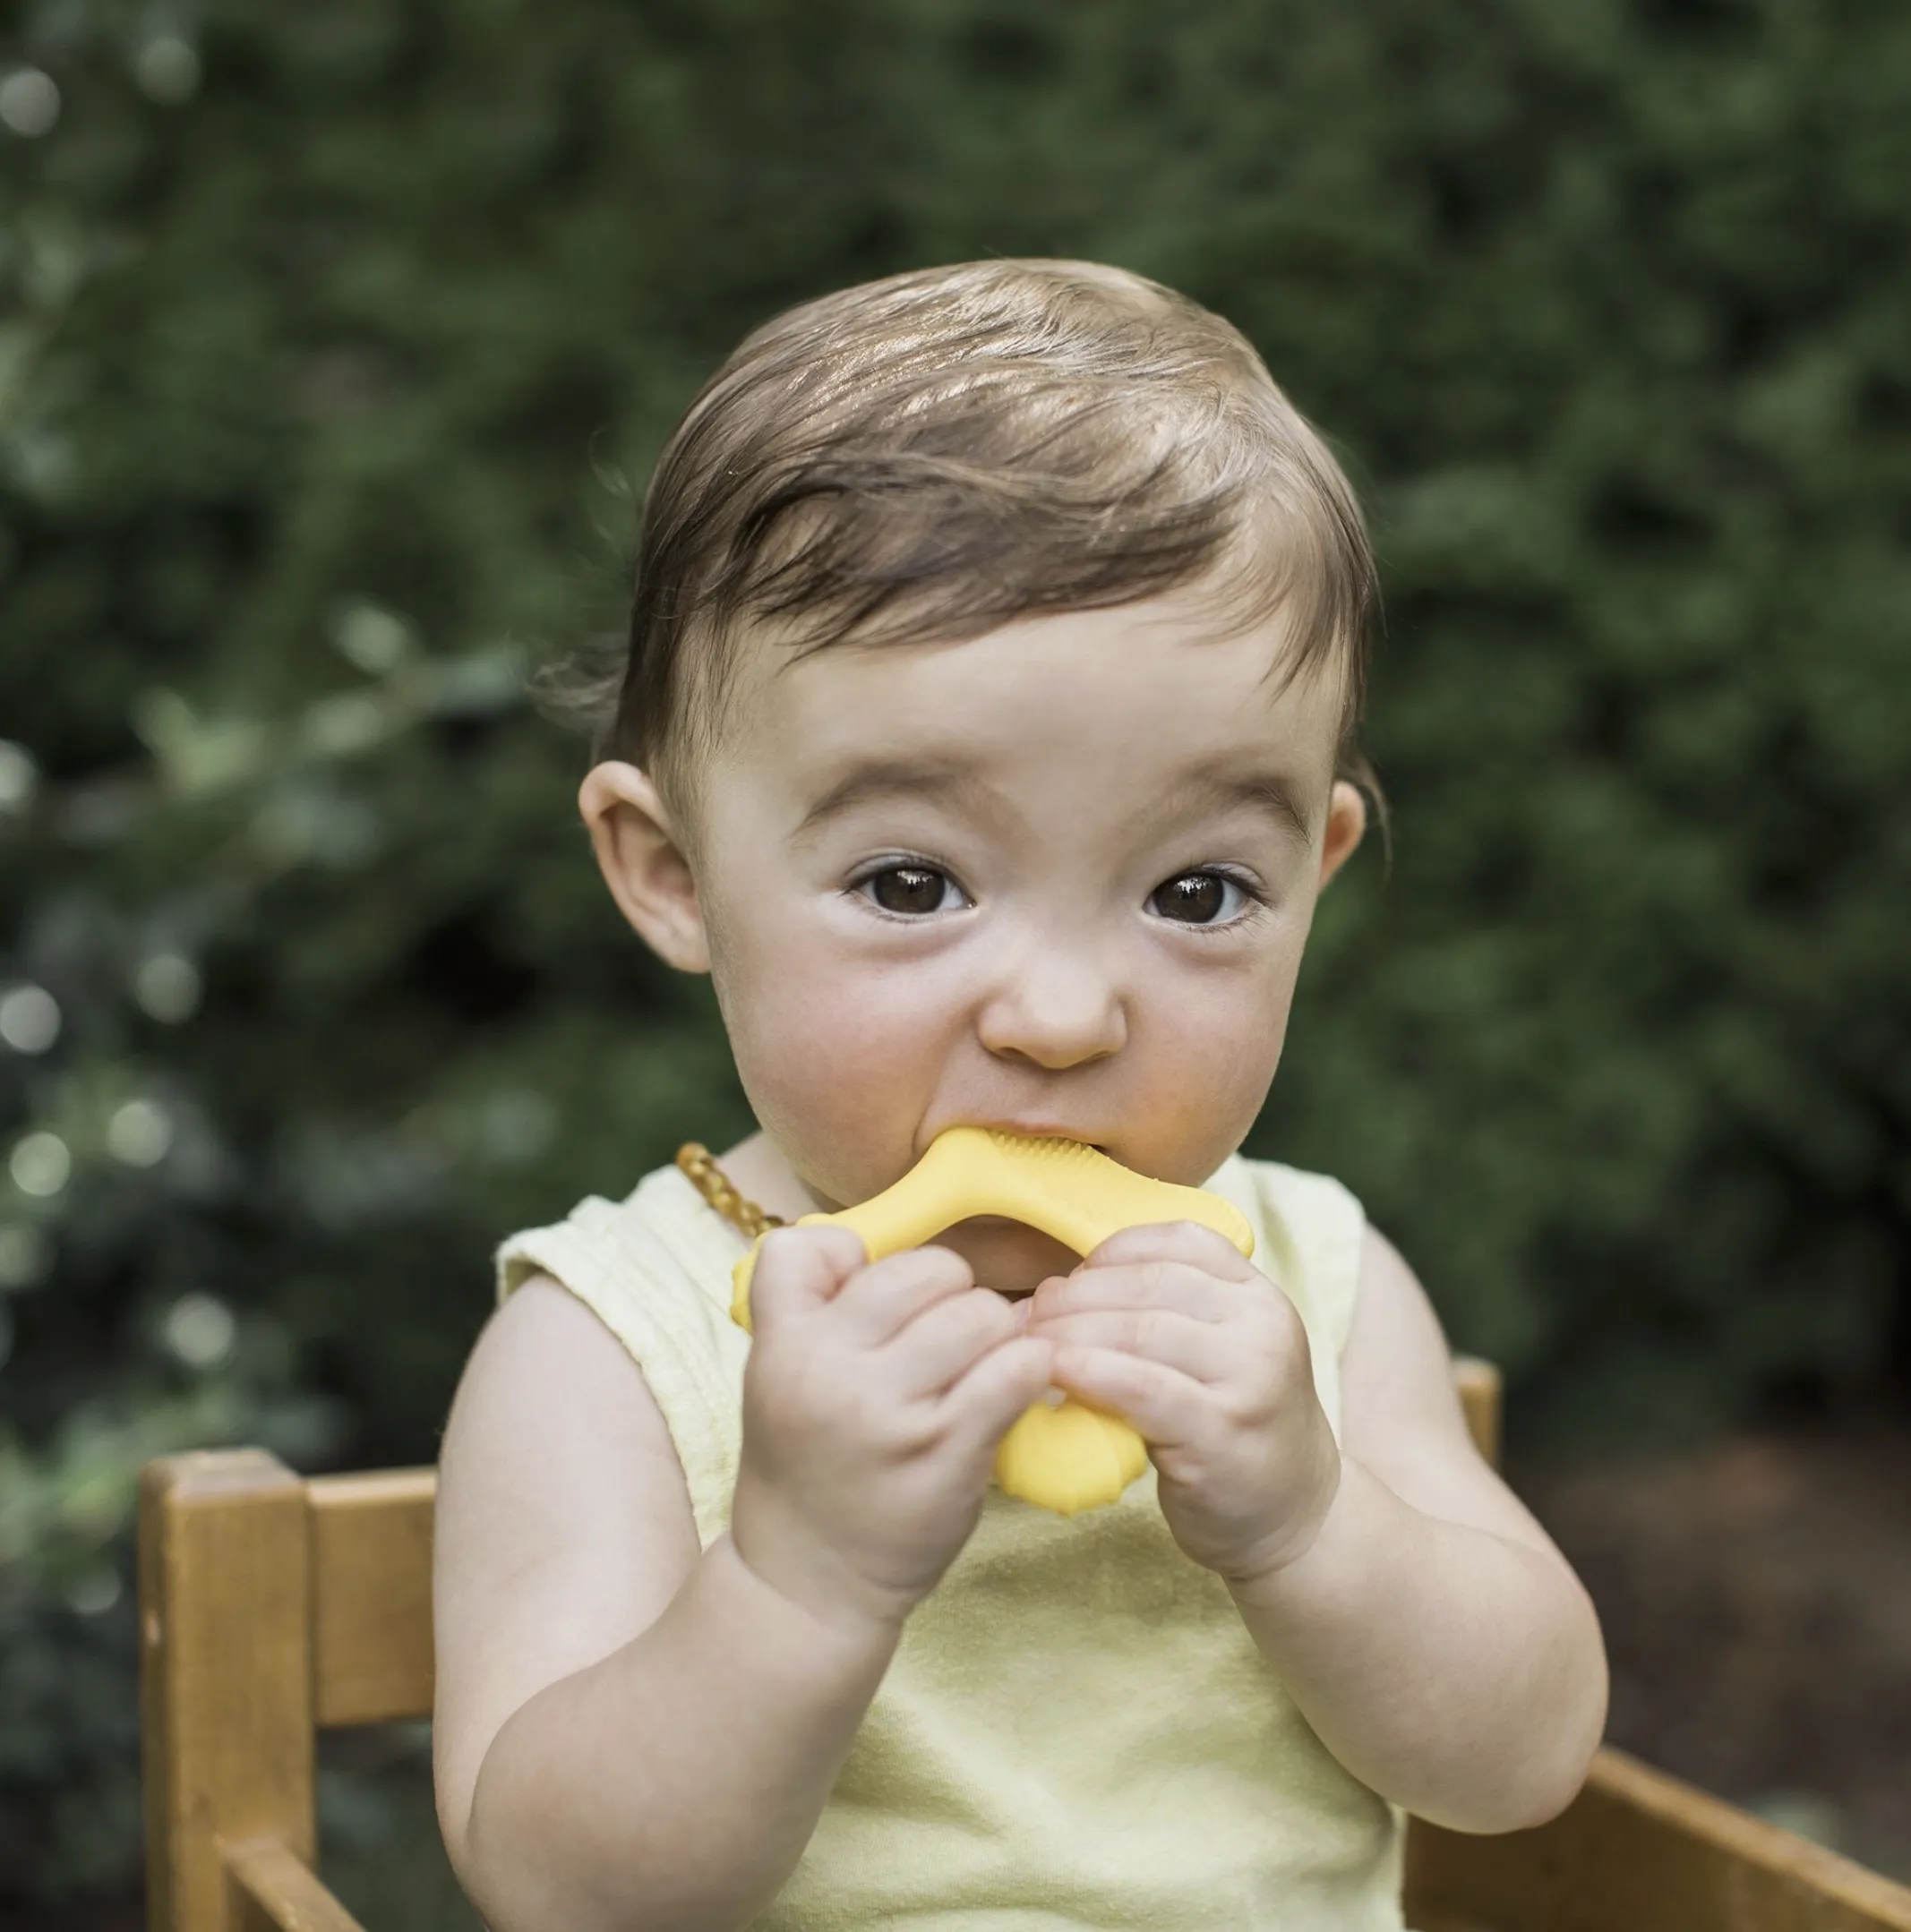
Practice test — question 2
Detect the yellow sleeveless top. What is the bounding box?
[496,1153,1405,1931]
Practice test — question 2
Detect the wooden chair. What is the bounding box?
[139,1360,1911,1932]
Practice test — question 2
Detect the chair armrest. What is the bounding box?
[1407,1745,1911,1932]
[227,1838,368,1932]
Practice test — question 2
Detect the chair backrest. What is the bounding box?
[136,1360,1498,1932]
[140,1357,1911,1932]
[141,1449,435,1932]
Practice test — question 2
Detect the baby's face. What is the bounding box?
[593,588,1364,1295]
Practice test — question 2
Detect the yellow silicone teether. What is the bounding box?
[731,1128,1254,1517]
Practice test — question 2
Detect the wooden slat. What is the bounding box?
[308,1468,435,1727]
[1453,1355,1501,1467]
[140,1451,315,1932]
[227,1837,367,1932]
[1407,1745,1911,1932]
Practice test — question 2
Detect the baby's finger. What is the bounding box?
[1029,1307,1235,1387]
[747,1224,869,1334]
[940,1335,1058,1464]
[1047,1344,1210,1450]
[885,1287,1023,1397]
[828,1243,977,1348]
[1033,1259,1240,1325]
[1080,1219,1260,1278]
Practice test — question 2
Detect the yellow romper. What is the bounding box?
[496,1152,1405,1931]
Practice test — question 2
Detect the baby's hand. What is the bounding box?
[731,1226,1054,1637]
[1027,1223,1341,1585]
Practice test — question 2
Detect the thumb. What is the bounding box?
[747,1224,867,1332]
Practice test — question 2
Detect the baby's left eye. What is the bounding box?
[1149,871,1256,926]
[856,863,969,917]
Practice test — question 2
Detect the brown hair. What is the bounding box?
[555,259,1380,817]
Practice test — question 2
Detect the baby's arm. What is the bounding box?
[1224,1229,1607,1831]
[433,1277,895,1932]
[434,1230,1050,1932]
[1033,1219,1605,1829]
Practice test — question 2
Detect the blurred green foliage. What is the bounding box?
[2,0,1908,1918]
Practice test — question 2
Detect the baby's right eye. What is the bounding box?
[855,864,967,917]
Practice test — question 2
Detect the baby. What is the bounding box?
[432,261,1607,1932]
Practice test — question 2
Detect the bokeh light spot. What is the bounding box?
[66,1567,123,1617]
[0,984,61,1054]
[0,740,37,810]
[10,1132,71,1198]
[164,1291,236,1369]
[134,953,202,1023]
[107,1099,174,1167]
[133,36,201,105]
[0,68,60,138]
[331,602,414,675]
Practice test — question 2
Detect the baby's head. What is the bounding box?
[579,261,1376,1260]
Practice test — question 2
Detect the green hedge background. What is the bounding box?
[3,0,1909,1919]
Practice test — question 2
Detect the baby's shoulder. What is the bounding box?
[488,1164,753,1547]
[1220,1151,1367,1270]
[494,1162,743,1327]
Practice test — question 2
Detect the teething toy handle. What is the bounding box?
[728,1130,1254,1517]
[731,1129,1251,1327]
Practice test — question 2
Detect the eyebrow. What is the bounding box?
[790,760,995,843]
[1161,771,1316,847]
[792,758,1315,849]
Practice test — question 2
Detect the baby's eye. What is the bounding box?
[857,863,968,918]
[1148,870,1258,926]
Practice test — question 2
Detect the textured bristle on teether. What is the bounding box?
[728,1127,1254,1517]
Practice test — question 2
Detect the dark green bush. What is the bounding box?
[3,0,1908,1915]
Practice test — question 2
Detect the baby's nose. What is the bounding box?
[976,946,1127,1070]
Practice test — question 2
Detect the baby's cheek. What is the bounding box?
[1124,1011,1286,1183]
[729,962,947,1200]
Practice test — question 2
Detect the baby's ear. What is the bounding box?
[578,762,710,972]
[1316,780,1367,891]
